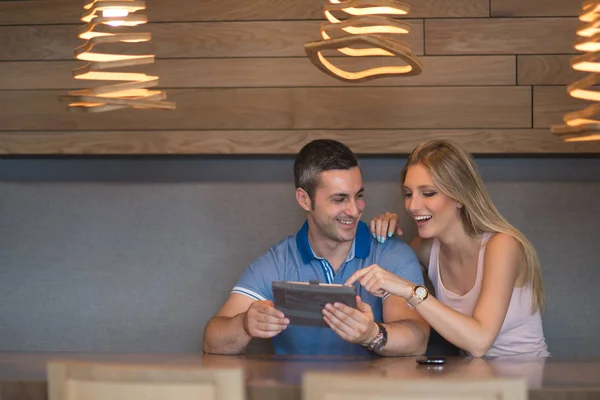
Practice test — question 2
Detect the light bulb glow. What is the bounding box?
[102,8,129,26]
[103,8,128,18]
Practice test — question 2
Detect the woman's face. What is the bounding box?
[403,163,462,239]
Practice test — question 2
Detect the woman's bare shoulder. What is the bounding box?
[485,232,526,284]
[487,232,521,254]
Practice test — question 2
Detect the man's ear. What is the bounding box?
[296,188,312,211]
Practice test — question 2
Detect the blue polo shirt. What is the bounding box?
[232,221,424,355]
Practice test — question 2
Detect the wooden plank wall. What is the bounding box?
[0,0,597,154]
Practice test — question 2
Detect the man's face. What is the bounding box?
[307,166,365,243]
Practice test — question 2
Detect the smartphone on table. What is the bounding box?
[416,356,446,365]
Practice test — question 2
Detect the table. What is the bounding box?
[1,353,599,400]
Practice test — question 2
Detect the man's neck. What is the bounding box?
[307,229,353,272]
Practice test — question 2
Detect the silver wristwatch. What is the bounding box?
[361,322,388,352]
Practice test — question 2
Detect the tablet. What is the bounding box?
[272,280,357,327]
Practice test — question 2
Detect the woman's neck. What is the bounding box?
[437,224,482,265]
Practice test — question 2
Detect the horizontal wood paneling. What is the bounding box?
[0,56,516,90]
[0,87,531,131]
[0,0,595,154]
[0,21,424,61]
[0,0,489,25]
[425,18,578,55]
[533,86,590,128]
[518,55,583,85]
[2,129,598,155]
[0,24,76,61]
[491,0,580,17]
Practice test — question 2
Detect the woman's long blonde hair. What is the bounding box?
[401,140,545,312]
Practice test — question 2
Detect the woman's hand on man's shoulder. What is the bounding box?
[370,211,403,243]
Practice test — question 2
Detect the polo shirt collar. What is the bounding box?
[295,220,371,265]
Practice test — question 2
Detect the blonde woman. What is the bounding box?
[347,140,549,357]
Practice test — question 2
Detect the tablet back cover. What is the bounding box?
[272,281,356,327]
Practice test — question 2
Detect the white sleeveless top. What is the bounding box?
[428,232,550,357]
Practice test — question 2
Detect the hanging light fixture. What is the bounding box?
[59,0,175,112]
[551,0,600,141]
[304,0,422,83]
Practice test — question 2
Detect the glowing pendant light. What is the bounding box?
[59,0,175,112]
[552,0,600,141]
[304,0,422,83]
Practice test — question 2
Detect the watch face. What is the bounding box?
[415,286,428,299]
[373,333,387,352]
[374,340,387,352]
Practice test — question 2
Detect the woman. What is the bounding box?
[347,140,549,357]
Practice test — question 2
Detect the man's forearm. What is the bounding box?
[376,320,429,356]
[202,313,252,355]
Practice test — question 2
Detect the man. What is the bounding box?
[202,139,429,355]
